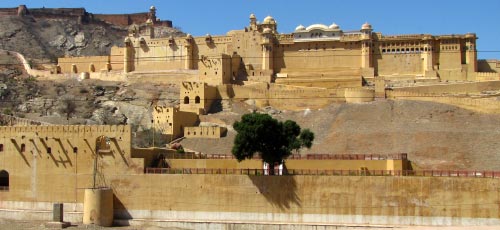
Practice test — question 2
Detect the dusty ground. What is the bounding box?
[0,219,499,230]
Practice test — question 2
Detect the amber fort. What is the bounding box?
[0,5,500,229]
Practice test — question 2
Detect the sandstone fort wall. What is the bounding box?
[166,158,404,171]
[58,56,110,73]
[390,81,500,94]
[184,126,226,139]
[111,174,500,226]
[0,125,498,226]
[387,90,500,114]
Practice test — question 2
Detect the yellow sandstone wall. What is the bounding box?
[390,81,500,94]
[109,174,500,225]
[375,53,423,76]
[184,126,226,139]
[109,46,124,71]
[0,125,498,226]
[152,106,199,138]
[58,56,110,73]
[478,59,500,73]
[166,158,405,171]
[274,42,362,71]
[387,90,500,114]
[0,125,141,204]
[180,81,217,115]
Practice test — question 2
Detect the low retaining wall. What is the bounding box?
[0,201,83,223]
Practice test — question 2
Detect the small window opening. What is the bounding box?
[0,170,8,191]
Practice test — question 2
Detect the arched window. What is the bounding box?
[20,144,26,153]
[0,144,3,152]
[73,147,78,154]
[184,96,190,104]
[195,96,201,104]
[0,170,9,191]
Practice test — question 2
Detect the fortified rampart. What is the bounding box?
[389,81,500,94]
[0,125,499,227]
[184,126,226,139]
[93,14,172,27]
[387,90,500,114]
[228,83,346,110]
[0,5,172,27]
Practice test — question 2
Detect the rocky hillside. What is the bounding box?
[0,15,184,63]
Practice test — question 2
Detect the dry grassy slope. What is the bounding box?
[181,100,500,171]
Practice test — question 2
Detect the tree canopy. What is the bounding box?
[232,113,314,165]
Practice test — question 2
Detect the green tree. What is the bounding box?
[232,113,314,170]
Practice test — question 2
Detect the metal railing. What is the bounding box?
[164,153,408,160]
[145,168,500,178]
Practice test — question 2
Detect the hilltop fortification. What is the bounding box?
[0,5,172,27]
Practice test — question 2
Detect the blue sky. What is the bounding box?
[2,0,500,59]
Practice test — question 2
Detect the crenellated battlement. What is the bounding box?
[0,125,131,138]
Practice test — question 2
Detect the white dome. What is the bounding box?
[263,15,276,24]
[329,23,340,29]
[306,24,329,31]
[361,22,372,30]
[250,13,256,19]
[150,6,156,10]
[295,24,306,31]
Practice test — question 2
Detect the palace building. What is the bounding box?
[56,12,495,89]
